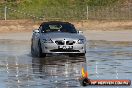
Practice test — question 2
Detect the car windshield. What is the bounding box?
[41,23,77,33]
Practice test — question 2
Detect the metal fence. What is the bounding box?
[0,4,132,20]
[88,4,132,20]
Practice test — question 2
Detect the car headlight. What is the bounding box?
[77,39,85,44]
[42,39,53,43]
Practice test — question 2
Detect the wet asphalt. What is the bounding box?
[0,38,132,88]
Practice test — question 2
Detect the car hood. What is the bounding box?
[41,32,85,40]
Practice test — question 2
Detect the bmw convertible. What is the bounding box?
[31,21,86,57]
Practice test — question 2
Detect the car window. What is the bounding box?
[41,23,77,33]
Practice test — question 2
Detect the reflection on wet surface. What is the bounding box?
[32,56,86,88]
[0,39,132,88]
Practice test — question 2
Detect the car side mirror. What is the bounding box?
[33,29,39,33]
[78,30,83,34]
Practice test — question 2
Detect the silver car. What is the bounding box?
[31,21,86,57]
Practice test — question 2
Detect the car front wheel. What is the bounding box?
[31,43,35,56]
[37,41,46,58]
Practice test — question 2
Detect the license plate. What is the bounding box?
[58,46,73,49]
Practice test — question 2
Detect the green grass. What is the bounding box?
[0,0,120,20]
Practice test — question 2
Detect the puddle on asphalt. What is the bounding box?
[0,39,132,88]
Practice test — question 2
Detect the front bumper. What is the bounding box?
[41,43,86,54]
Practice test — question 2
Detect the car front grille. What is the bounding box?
[66,41,75,45]
[55,40,75,45]
[55,40,65,45]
